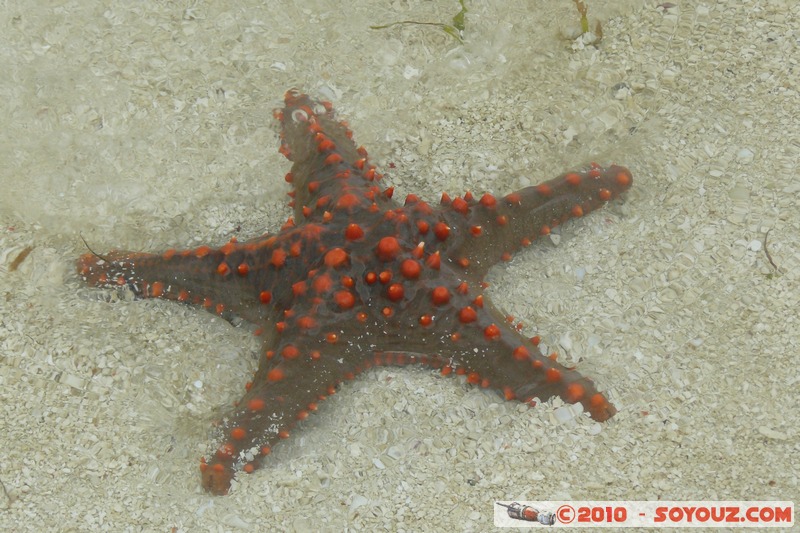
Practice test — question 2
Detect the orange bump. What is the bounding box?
[282,345,300,359]
[590,393,606,406]
[545,368,562,383]
[484,324,501,341]
[504,192,521,204]
[345,223,364,240]
[386,283,404,302]
[334,290,355,310]
[565,383,586,402]
[292,280,307,296]
[400,259,421,279]
[426,251,441,270]
[512,346,530,361]
[150,281,165,298]
[271,248,287,268]
[312,273,333,293]
[248,398,265,411]
[317,138,335,152]
[565,172,581,186]
[230,427,246,440]
[323,153,343,165]
[375,236,401,261]
[433,222,450,241]
[479,193,496,207]
[324,247,348,268]
[458,306,477,323]
[431,286,450,306]
[337,193,360,210]
[297,316,317,330]
[616,170,632,188]
[452,197,468,215]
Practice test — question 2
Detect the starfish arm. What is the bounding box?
[276,90,398,223]
[439,164,632,278]
[200,333,340,495]
[200,337,454,495]
[359,275,617,423]
[76,237,294,324]
[198,274,396,495]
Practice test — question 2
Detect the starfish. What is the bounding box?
[77,89,632,495]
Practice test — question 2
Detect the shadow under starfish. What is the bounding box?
[77,89,632,495]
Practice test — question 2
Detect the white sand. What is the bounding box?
[1,1,797,531]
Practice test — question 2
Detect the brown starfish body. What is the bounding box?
[77,89,632,495]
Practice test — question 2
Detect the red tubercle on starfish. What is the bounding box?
[323,248,348,268]
[484,324,501,340]
[431,286,451,306]
[150,281,164,297]
[270,248,287,268]
[291,281,306,297]
[451,197,469,215]
[433,222,450,241]
[400,258,421,279]
[458,306,477,323]
[267,368,284,382]
[311,273,333,293]
[386,283,404,302]
[376,236,401,261]
[345,223,364,240]
[334,290,355,309]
